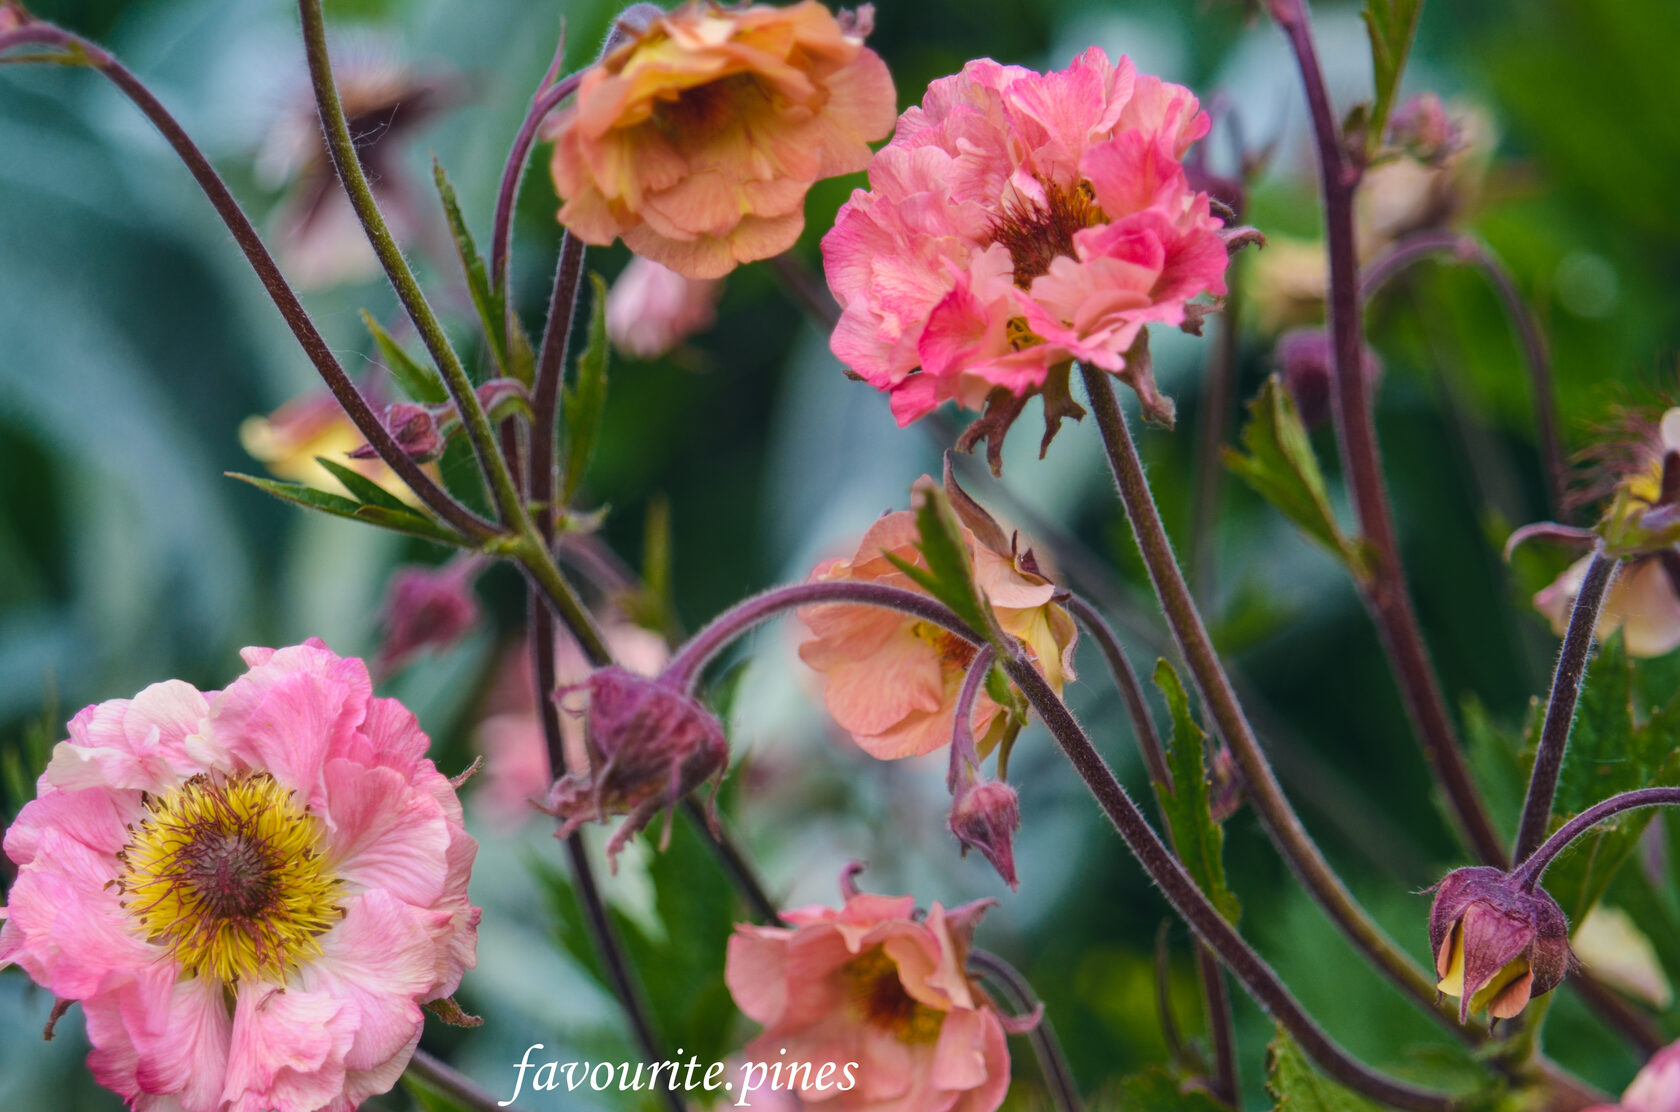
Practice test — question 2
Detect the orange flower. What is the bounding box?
[546,1,896,279]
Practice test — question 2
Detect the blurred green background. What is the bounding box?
[4,0,1680,1108]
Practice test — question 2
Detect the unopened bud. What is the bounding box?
[1274,328,1383,429]
[350,401,444,462]
[949,778,1021,890]
[1207,744,1243,824]
[377,558,482,674]
[1428,866,1571,1026]
[1389,93,1461,167]
[606,256,722,360]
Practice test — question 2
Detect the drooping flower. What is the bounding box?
[377,556,485,676]
[546,0,896,279]
[606,255,725,359]
[1428,866,1571,1025]
[1588,1041,1680,1112]
[0,640,480,1112]
[241,387,433,506]
[798,476,1076,760]
[823,47,1234,466]
[947,777,1021,890]
[724,873,1028,1112]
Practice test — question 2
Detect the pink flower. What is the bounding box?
[823,48,1229,460]
[1589,1042,1680,1112]
[0,640,480,1112]
[798,478,1076,760]
[546,1,897,279]
[376,556,484,675]
[725,883,1022,1112]
[607,255,725,359]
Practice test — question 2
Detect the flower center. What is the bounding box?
[988,180,1106,288]
[911,621,979,669]
[846,947,944,1042]
[116,772,343,984]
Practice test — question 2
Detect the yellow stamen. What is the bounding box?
[847,947,946,1042]
[116,772,343,984]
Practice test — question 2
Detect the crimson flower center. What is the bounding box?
[988,180,1106,288]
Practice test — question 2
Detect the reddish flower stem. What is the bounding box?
[1268,0,1508,868]
[1512,787,1680,890]
[489,69,582,313]
[0,23,494,542]
[949,645,996,788]
[967,948,1082,1112]
[407,1049,522,1112]
[1514,548,1619,862]
[1362,232,1567,519]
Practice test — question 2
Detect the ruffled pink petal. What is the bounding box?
[321,758,449,907]
[299,889,439,1074]
[222,983,358,1112]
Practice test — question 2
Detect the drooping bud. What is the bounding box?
[475,378,531,422]
[948,778,1021,890]
[1388,93,1461,167]
[1274,328,1383,429]
[350,401,445,462]
[1207,743,1243,824]
[1428,866,1571,1025]
[542,667,729,868]
[376,557,483,675]
[606,255,723,360]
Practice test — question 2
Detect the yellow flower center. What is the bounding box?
[989,180,1106,288]
[911,621,980,670]
[116,772,343,985]
[846,947,946,1042]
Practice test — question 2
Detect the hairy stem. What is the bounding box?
[1268,0,1507,868]
[949,645,996,787]
[1513,787,1680,890]
[968,948,1082,1112]
[1079,362,1464,1034]
[491,70,582,310]
[406,1049,518,1112]
[0,23,493,541]
[1514,548,1618,861]
[1196,945,1240,1105]
[1362,232,1566,518]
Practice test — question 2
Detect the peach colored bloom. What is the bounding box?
[798,480,1076,759]
[823,48,1228,453]
[725,888,1019,1112]
[1535,555,1680,658]
[547,1,896,279]
[0,640,479,1112]
[1588,1042,1680,1112]
[607,255,725,359]
[240,388,436,507]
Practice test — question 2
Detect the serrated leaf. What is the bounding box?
[313,456,412,513]
[363,310,447,405]
[1363,0,1423,153]
[560,272,611,508]
[1151,660,1240,925]
[226,473,463,546]
[1267,1029,1385,1112]
[1225,376,1372,579]
[433,158,509,381]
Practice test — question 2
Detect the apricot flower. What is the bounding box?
[547,1,896,279]
[725,880,1025,1112]
[1588,1042,1680,1112]
[823,48,1230,464]
[798,477,1076,759]
[0,640,480,1112]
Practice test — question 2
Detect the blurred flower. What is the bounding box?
[607,255,724,359]
[1589,1042,1680,1112]
[542,667,728,867]
[240,387,434,506]
[1273,327,1382,429]
[1428,866,1570,1025]
[823,48,1231,464]
[1535,555,1680,658]
[1389,93,1460,167]
[0,5,24,33]
[1573,905,1674,1010]
[798,476,1076,759]
[947,777,1020,889]
[257,47,453,290]
[546,1,895,279]
[0,640,480,1112]
[725,877,1023,1112]
[474,621,669,828]
[377,556,484,675]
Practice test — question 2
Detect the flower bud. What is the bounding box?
[1274,328,1383,429]
[948,778,1021,890]
[1428,866,1571,1025]
[543,667,730,868]
[606,255,723,360]
[350,401,445,462]
[1389,93,1461,167]
[377,558,483,675]
[1207,743,1243,824]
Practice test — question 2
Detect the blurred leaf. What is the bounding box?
[313,457,413,514]
[433,159,510,383]
[1225,376,1373,580]
[1267,1029,1385,1112]
[1362,0,1422,151]
[226,473,462,547]
[1460,695,1533,847]
[883,480,992,641]
[363,310,448,405]
[1151,660,1240,925]
[561,273,612,508]
[1115,1066,1230,1111]
[400,1071,475,1112]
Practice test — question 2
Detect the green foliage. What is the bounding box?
[1266,1029,1385,1112]
[433,159,520,385]
[1224,376,1372,580]
[1111,1066,1231,1112]
[363,310,448,405]
[1362,0,1423,152]
[560,274,612,509]
[1460,695,1532,846]
[883,480,994,642]
[1150,660,1240,925]
[226,471,463,547]
[400,1071,477,1112]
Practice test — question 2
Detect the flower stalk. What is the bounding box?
[968,948,1082,1112]
[1511,787,1680,890]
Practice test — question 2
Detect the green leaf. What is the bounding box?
[400,1071,476,1112]
[560,273,611,508]
[1363,0,1424,152]
[433,158,509,381]
[1267,1028,1385,1112]
[882,477,995,642]
[313,456,412,513]
[226,473,462,546]
[1151,660,1240,925]
[362,309,447,405]
[1115,1067,1231,1112]
[1225,376,1372,579]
